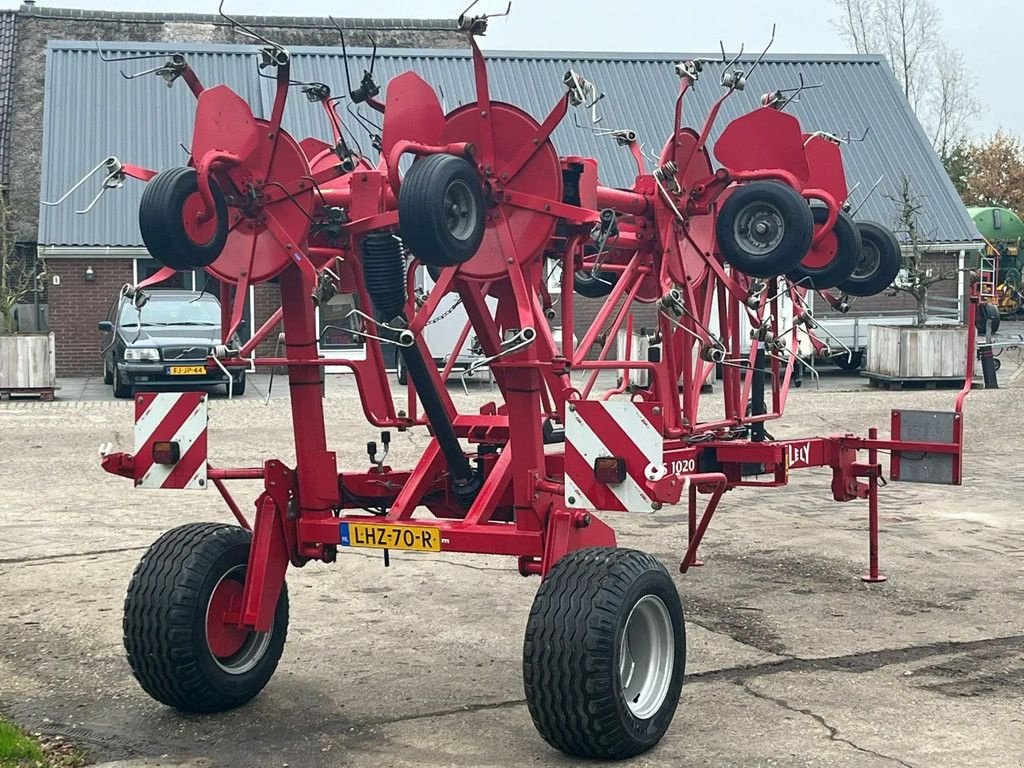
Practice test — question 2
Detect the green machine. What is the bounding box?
[969,206,1024,314]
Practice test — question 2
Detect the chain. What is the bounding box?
[422,294,464,326]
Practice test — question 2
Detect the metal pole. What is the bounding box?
[862,426,887,583]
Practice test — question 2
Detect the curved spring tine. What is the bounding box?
[217,0,288,56]
[41,157,115,207]
[343,309,415,347]
[745,24,777,83]
[461,327,535,393]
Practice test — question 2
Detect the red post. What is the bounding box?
[862,426,887,583]
[686,482,704,567]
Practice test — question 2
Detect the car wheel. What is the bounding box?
[112,367,132,399]
[230,373,246,397]
[103,358,114,385]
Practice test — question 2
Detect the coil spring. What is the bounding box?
[653,160,678,182]
[361,231,407,320]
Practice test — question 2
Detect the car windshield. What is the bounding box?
[120,294,221,328]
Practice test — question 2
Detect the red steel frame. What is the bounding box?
[100,30,978,634]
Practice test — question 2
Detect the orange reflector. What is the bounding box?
[593,456,626,485]
[152,440,181,465]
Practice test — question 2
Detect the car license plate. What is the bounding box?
[168,365,207,375]
[339,522,441,552]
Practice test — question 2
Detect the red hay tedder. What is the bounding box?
[78,3,979,759]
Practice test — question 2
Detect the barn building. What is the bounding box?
[0,3,981,376]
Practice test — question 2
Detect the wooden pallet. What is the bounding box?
[0,386,57,401]
[861,372,972,392]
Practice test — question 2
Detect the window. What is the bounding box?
[119,294,221,328]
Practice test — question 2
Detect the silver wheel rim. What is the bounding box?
[619,594,675,719]
[733,201,785,255]
[205,565,273,675]
[853,239,881,278]
[444,179,478,241]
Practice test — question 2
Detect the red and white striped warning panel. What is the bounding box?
[564,400,663,512]
[133,391,208,490]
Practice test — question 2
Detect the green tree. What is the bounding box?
[941,137,977,200]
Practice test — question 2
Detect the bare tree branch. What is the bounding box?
[831,0,979,155]
[0,191,44,335]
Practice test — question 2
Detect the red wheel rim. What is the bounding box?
[206,577,247,659]
[802,226,839,269]
[181,190,220,246]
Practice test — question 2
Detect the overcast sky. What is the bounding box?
[4,0,1015,137]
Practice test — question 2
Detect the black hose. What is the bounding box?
[360,232,480,507]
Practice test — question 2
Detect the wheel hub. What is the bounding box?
[444,179,478,241]
[205,566,273,674]
[619,594,675,719]
[735,202,785,254]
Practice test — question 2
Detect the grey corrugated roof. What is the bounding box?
[39,40,981,247]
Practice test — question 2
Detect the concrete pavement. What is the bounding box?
[1,379,1022,767]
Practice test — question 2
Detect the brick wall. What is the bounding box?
[7,4,463,242]
[252,282,283,358]
[44,257,132,376]
[816,251,961,317]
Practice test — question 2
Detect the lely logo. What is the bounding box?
[787,442,811,468]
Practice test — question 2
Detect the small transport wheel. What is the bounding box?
[523,548,685,759]
[573,269,619,298]
[139,167,229,271]
[975,302,1001,335]
[396,355,408,385]
[837,221,903,297]
[399,154,485,268]
[788,208,861,289]
[124,523,289,713]
[102,358,114,385]
[716,181,813,278]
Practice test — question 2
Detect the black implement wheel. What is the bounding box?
[399,154,485,268]
[976,302,1001,335]
[523,548,685,759]
[716,181,813,278]
[837,221,903,297]
[573,269,619,298]
[139,167,228,271]
[834,350,863,371]
[124,523,288,713]
[788,208,861,289]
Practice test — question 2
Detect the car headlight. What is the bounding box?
[124,348,160,361]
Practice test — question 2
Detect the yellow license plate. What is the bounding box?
[340,522,442,552]
[168,365,207,375]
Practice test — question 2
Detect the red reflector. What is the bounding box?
[152,440,181,465]
[594,456,626,485]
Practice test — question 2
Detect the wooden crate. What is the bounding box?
[0,332,57,390]
[865,325,968,380]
